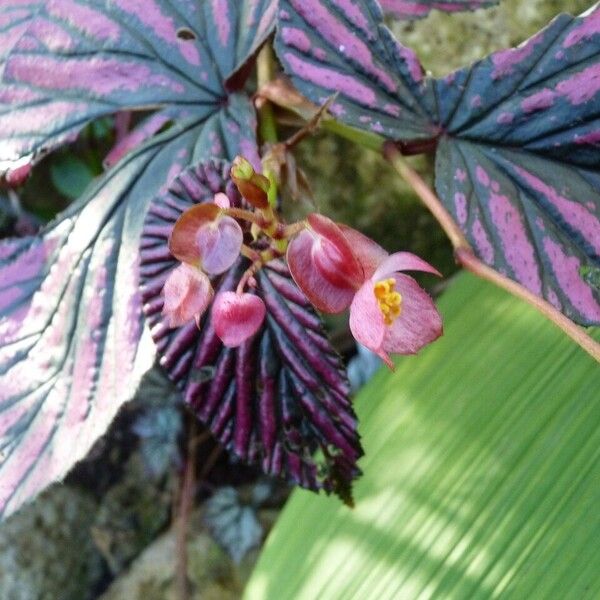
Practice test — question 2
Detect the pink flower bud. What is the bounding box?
[169,203,243,275]
[286,214,364,313]
[212,292,266,347]
[231,156,270,209]
[162,264,213,328]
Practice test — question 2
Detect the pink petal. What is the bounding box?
[212,292,266,347]
[213,192,230,208]
[383,274,443,355]
[339,224,388,278]
[198,215,243,275]
[349,280,387,363]
[169,203,221,265]
[287,229,356,313]
[162,264,213,328]
[373,252,442,281]
[307,213,364,288]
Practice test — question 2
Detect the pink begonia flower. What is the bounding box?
[287,214,443,367]
[163,199,243,328]
[162,263,213,328]
[169,202,242,275]
[212,291,266,347]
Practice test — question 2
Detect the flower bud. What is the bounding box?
[212,292,266,347]
[169,203,243,275]
[162,264,213,328]
[231,156,270,209]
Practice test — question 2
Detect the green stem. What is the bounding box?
[322,119,385,153]
[223,206,261,225]
[257,45,279,145]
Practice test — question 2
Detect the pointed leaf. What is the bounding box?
[0,94,258,519]
[140,160,362,497]
[204,487,263,564]
[275,2,600,325]
[379,0,499,20]
[0,0,276,170]
[247,273,600,600]
[433,8,600,325]
[275,0,437,140]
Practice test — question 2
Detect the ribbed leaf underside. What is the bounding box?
[246,272,600,600]
[140,160,362,497]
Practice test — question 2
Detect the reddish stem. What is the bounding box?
[386,145,600,363]
[175,423,205,600]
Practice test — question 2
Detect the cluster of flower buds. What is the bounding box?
[163,156,443,367]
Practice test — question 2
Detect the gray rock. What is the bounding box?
[0,485,104,600]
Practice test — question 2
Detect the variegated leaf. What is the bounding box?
[0,1,41,175]
[275,0,437,140]
[0,93,259,519]
[0,0,276,170]
[275,1,600,325]
[379,0,499,20]
[433,8,600,325]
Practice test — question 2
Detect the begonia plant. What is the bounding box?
[0,0,598,520]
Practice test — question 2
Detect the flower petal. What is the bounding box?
[168,203,221,265]
[307,213,364,288]
[373,252,442,281]
[383,274,443,355]
[287,228,356,313]
[199,215,243,275]
[349,280,388,364]
[339,224,388,278]
[162,264,213,328]
[212,291,266,347]
[213,192,230,209]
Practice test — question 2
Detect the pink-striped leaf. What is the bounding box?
[140,160,362,500]
[0,93,259,519]
[432,8,600,325]
[275,0,437,140]
[379,0,499,20]
[275,1,600,325]
[0,0,276,171]
[0,1,41,174]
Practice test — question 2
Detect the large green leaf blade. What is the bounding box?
[246,273,600,599]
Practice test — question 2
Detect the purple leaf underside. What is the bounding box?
[276,1,600,325]
[140,160,362,497]
[0,0,276,170]
[379,0,499,20]
[0,94,259,520]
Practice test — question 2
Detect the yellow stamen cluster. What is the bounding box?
[373,278,403,326]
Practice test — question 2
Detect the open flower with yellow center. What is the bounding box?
[287,213,443,368]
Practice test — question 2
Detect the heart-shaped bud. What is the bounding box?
[169,203,243,275]
[162,264,213,328]
[231,156,270,209]
[287,213,365,313]
[212,291,266,347]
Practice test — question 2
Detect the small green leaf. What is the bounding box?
[246,273,600,600]
[50,155,95,200]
